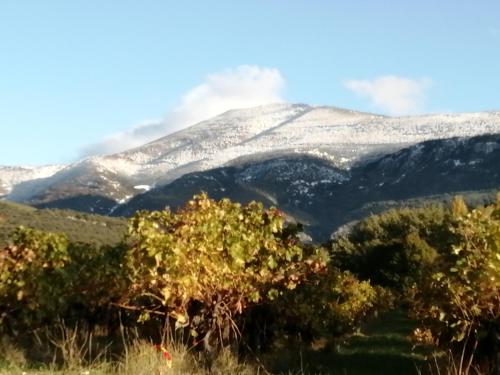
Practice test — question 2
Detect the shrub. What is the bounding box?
[330,204,452,292]
[0,227,127,331]
[411,196,500,348]
[124,193,329,348]
[274,267,394,339]
[0,227,71,329]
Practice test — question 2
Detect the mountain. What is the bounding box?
[0,165,64,197]
[114,134,500,241]
[1,103,500,239]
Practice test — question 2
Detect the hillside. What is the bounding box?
[0,200,126,247]
[114,134,500,241]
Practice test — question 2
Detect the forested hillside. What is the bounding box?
[0,200,126,247]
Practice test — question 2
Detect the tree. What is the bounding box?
[330,205,451,292]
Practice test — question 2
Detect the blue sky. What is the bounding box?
[1,0,499,165]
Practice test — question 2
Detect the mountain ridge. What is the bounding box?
[112,133,500,240]
[1,103,500,224]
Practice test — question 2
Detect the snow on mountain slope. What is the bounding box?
[6,158,137,211]
[88,103,380,185]
[3,103,500,211]
[3,104,312,205]
[116,133,500,240]
[108,104,500,183]
[221,108,500,167]
[0,165,64,197]
[111,103,311,180]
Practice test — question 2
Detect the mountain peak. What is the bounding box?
[2,104,500,214]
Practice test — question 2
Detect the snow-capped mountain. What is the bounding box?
[115,133,500,241]
[2,103,500,217]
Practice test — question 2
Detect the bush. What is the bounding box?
[330,204,452,292]
[274,267,394,339]
[124,193,329,349]
[0,193,390,367]
[410,196,500,350]
[0,227,127,331]
[0,227,71,329]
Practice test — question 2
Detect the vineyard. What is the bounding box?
[0,193,499,374]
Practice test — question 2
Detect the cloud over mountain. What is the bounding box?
[81,65,286,157]
[344,75,432,116]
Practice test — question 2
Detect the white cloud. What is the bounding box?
[81,65,285,157]
[344,75,432,116]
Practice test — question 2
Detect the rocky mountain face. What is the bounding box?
[1,103,500,239]
[113,134,500,241]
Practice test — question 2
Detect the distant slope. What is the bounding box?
[114,134,500,241]
[0,200,127,247]
[0,165,64,197]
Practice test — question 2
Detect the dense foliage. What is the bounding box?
[330,204,453,291]
[330,195,500,370]
[1,194,386,352]
[410,196,500,348]
[0,227,70,328]
[0,227,127,331]
[124,193,330,347]
[275,267,393,339]
[14,192,493,368]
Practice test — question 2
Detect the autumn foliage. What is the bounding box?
[124,193,329,345]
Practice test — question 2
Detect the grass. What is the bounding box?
[263,310,434,375]
[0,341,258,375]
[0,311,439,375]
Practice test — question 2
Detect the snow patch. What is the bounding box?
[118,195,132,204]
[134,185,151,191]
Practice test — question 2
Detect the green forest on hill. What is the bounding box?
[0,201,126,247]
